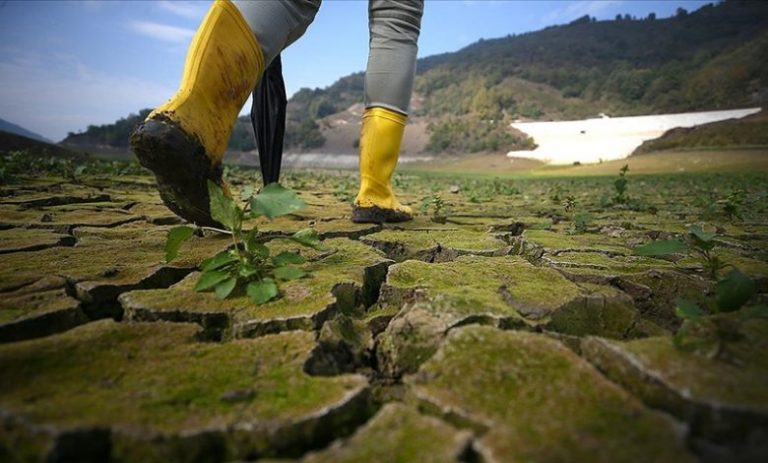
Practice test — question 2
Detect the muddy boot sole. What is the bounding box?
[351,205,413,223]
[130,118,223,227]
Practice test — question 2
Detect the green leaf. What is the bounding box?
[214,277,237,299]
[200,250,238,271]
[291,228,322,249]
[238,263,259,279]
[688,224,716,243]
[247,278,279,304]
[715,268,756,312]
[194,270,231,292]
[272,251,306,267]
[244,229,269,257]
[674,298,704,321]
[251,243,270,258]
[274,266,306,281]
[249,183,306,219]
[165,226,195,262]
[244,228,258,249]
[633,239,687,256]
[239,185,255,202]
[574,212,591,227]
[207,180,242,231]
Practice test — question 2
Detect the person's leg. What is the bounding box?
[234,0,320,67]
[353,0,423,223]
[130,0,319,227]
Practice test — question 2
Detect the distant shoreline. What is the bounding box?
[508,107,762,165]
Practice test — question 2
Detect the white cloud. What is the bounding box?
[543,0,624,24]
[157,0,207,20]
[0,51,175,141]
[127,20,195,44]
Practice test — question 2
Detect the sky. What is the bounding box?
[0,0,712,142]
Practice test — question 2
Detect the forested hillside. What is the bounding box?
[295,0,768,153]
[63,1,768,155]
[62,109,259,153]
[415,1,767,117]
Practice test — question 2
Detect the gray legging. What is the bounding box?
[232,0,423,115]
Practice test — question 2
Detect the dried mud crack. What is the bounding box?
[2,171,768,462]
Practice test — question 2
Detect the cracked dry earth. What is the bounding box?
[1,171,767,462]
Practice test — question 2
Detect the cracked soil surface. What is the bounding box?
[1,169,767,462]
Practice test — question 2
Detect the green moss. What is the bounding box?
[0,226,230,292]
[584,320,768,411]
[376,304,451,378]
[384,256,581,322]
[0,320,368,460]
[407,326,694,462]
[120,239,389,338]
[302,403,470,463]
[0,204,141,229]
[718,251,768,278]
[523,229,631,255]
[362,229,508,261]
[0,228,73,253]
[0,279,80,324]
[362,305,399,323]
[547,251,674,275]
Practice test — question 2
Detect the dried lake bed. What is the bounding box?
[1,166,767,462]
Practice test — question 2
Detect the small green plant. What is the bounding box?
[491,178,520,196]
[633,224,726,279]
[563,194,577,214]
[166,181,322,305]
[719,190,745,221]
[613,164,630,204]
[562,194,590,234]
[331,175,356,204]
[550,185,565,203]
[467,193,483,204]
[420,193,450,224]
[570,212,592,234]
[673,268,765,359]
[393,173,410,189]
[687,225,727,279]
[700,190,748,222]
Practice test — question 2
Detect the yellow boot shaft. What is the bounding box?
[355,107,412,214]
[150,0,263,163]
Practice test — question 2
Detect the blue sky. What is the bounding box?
[0,0,711,142]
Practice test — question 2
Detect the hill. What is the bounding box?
[62,1,768,158]
[296,0,768,154]
[61,109,259,156]
[0,130,89,161]
[0,118,52,144]
[633,109,768,154]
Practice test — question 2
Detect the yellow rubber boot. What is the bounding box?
[130,0,264,226]
[352,107,413,223]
